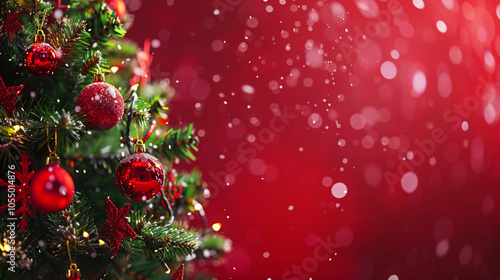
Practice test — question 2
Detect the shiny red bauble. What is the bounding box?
[67,270,80,280]
[115,149,165,201]
[158,112,170,126]
[24,39,57,76]
[105,0,126,18]
[75,81,124,130]
[30,164,75,213]
[67,274,80,280]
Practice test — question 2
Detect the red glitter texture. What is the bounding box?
[24,40,57,76]
[75,82,124,130]
[99,197,136,255]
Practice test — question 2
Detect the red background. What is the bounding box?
[127,0,500,279]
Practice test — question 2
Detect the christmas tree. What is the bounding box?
[0,1,230,279]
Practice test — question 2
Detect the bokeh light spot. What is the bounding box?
[331,182,348,199]
[380,61,397,79]
[401,172,418,193]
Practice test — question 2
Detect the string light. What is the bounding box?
[83,231,89,238]
[212,223,222,232]
[194,202,203,211]
[110,66,119,73]
[131,83,139,91]
[3,244,11,252]
[98,239,106,246]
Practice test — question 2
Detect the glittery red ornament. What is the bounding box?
[67,273,80,280]
[75,75,124,130]
[30,161,75,213]
[0,75,23,116]
[2,11,24,40]
[115,142,165,201]
[105,0,126,18]
[0,152,35,232]
[66,263,80,280]
[99,197,136,255]
[24,32,58,76]
[171,264,184,280]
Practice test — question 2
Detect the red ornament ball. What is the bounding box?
[24,40,58,76]
[158,114,170,126]
[30,164,75,213]
[106,0,126,18]
[115,149,165,201]
[75,82,124,130]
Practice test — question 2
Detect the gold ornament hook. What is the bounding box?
[35,29,45,43]
[66,240,81,278]
[94,64,105,82]
[134,139,146,153]
[46,125,60,165]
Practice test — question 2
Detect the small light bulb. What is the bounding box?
[98,239,105,246]
[194,202,203,211]
[110,66,119,73]
[4,244,11,252]
[212,223,222,232]
[83,231,89,238]
[13,125,21,132]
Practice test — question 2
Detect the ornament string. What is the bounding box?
[35,1,47,36]
[160,188,175,226]
[66,240,73,263]
[124,85,138,154]
[196,204,209,237]
[66,240,80,278]
[47,125,58,159]
[134,115,140,142]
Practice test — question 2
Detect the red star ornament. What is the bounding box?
[130,38,153,90]
[54,0,70,12]
[0,76,23,115]
[0,152,35,232]
[2,11,24,40]
[171,264,184,280]
[48,0,71,24]
[99,197,137,255]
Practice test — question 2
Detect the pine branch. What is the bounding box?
[81,50,102,75]
[48,20,92,70]
[151,124,199,163]
[0,108,36,164]
[83,2,126,44]
[17,0,53,34]
[29,105,84,152]
[44,194,100,259]
[166,169,205,212]
[130,97,152,126]
[129,212,199,263]
[143,226,198,262]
